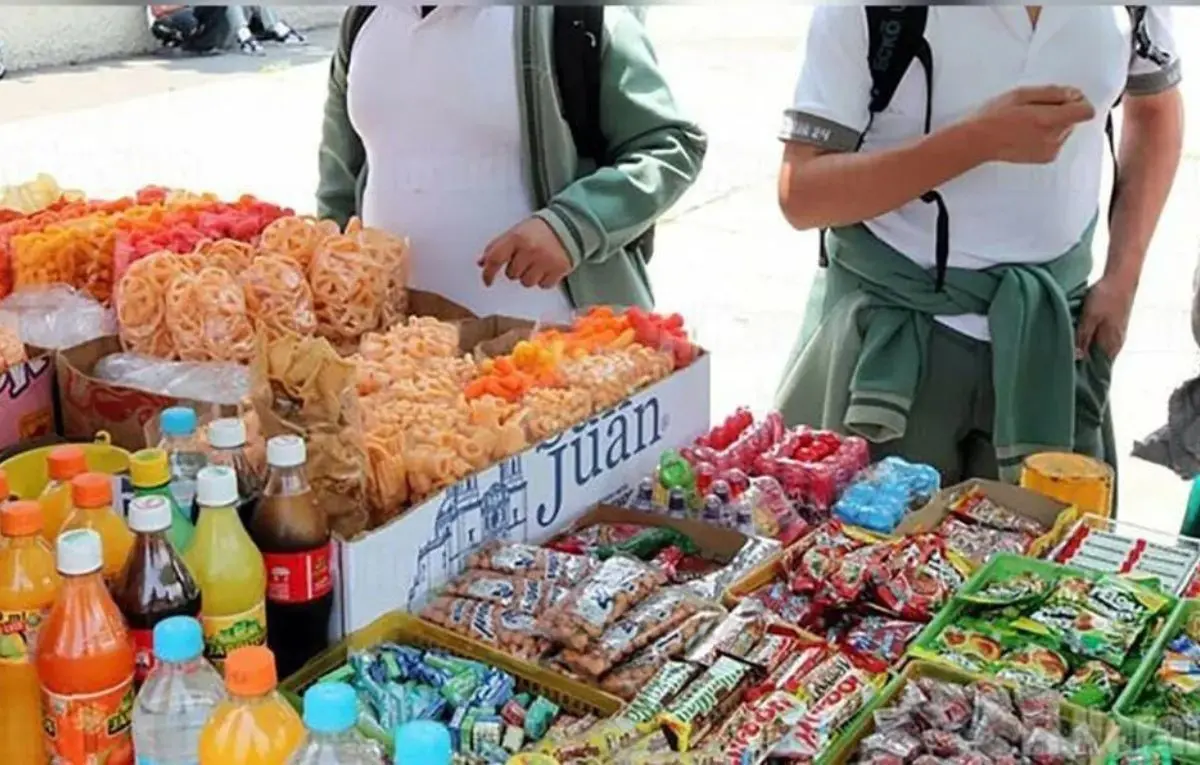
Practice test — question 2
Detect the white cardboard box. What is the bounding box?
[331,353,712,636]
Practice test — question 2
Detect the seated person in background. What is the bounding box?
[147,5,302,56]
[231,6,305,54]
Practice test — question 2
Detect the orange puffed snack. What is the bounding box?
[165,267,255,363]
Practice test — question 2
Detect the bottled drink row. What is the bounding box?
[0,406,340,763]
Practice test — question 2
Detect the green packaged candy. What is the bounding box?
[524,696,560,740]
[962,571,1050,608]
[597,526,699,561]
[1062,660,1126,709]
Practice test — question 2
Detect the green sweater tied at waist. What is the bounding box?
[776,218,1114,482]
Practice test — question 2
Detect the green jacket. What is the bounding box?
[776,222,1115,482]
[316,6,707,311]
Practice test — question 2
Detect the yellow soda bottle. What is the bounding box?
[60,473,134,584]
[185,466,267,669]
[199,646,303,764]
[38,445,88,543]
[0,500,61,763]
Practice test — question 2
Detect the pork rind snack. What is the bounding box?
[257,215,340,272]
[421,596,548,660]
[465,541,595,585]
[560,587,705,678]
[539,555,667,651]
[165,266,256,363]
[238,254,317,339]
[251,332,369,538]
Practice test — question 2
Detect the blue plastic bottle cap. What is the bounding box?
[160,407,197,437]
[153,616,204,663]
[394,720,453,764]
[303,682,358,735]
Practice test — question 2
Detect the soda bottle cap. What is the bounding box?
[207,418,247,449]
[160,407,197,437]
[57,528,103,575]
[127,495,172,532]
[303,681,358,734]
[46,445,87,481]
[267,435,306,468]
[394,720,453,764]
[154,616,204,663]
[196,466,238,508]
[225,645,277,696]
[70,472,112,509]
[129,448,170,489]
[0,500,43,536]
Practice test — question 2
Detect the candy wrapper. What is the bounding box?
[782,520,864,590]
[443,570,564,614]
[754,426,870,512]
[686,600,770,666]
[599,609,724,700]
[948,486,1047,536]
[706,690,806,763]
[466,541,596,585]
[546,523,646,556]
[538,555,667,650]
[659,655,762,751]
[961,571,1051,609]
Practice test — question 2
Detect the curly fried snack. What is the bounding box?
[165,267,256,362]
[258,215,340,272]
[239,254,317,339]
[115,250,189,358]
[199,238,256,275]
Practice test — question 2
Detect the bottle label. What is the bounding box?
[201,601,267,666]
[264,543,334,604]
[0,607,49,664]
[130,628,154,686]
[42,675,135,765]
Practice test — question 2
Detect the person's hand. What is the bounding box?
[1076,275,1137,360]
[478,217,573,289]
[968,86,1096,164]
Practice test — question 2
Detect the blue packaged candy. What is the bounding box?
[470,668,515,709]
[833,457,940,533]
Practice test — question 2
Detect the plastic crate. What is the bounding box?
[908,554,1175,709]
[280,611,622,751]
[1112,598,1200,761]
[824,660,1115,765]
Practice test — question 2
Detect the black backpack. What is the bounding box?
[341,6,656,262]
[821,7,1169,290]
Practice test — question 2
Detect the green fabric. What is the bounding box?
[316,7,707,311]
[776,220,1114,482]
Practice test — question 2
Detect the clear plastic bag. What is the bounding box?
[0,283,116,350]
[92,352,250,406]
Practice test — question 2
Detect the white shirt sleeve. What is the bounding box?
[780,6,871,151]
[1127,7,1182,96]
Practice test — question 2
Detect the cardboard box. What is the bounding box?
[332,353,712,637]
[894,478,1080,565]
[560,503,749,563]
[0,346,56,451]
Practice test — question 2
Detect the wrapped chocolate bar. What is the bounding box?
[600,610,724,700]
[774,668,877,759]
[538,555,667,650]
[707,690,805,763]
[659,655,762,751]
[622,660,701,728]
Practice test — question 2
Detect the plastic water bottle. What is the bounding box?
[158,407,208,522]
[132,615,227,764]
[289,682,385,764]
[394,720,453,765]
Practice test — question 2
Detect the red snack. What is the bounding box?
[784,522,863,593]
[747,580,821,628]
[710,690,805,763]
[818,543,890,609]
[839,615,924,667]
[1024,727,1075,765]
[969,697,1026,744]
[1015,689,1061,731]
[860,730,923,762]
[917,680,973,732]
[755,427,870,511]
[746,640,829,703]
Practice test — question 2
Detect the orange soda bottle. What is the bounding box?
[0,468,12,502]
[36,528,136,764]
[39,445,88,544]
[199,645,304,764]
[0,500,61,763]
[60,473,134,583]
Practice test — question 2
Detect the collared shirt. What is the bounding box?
[347,5,575,323]
[783,7,1181,340]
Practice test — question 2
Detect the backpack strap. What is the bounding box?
[821,8,948,289]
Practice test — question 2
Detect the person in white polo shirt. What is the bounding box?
[775,7,1184,487]
[317,5,705,324]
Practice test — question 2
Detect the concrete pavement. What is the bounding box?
[1,7,1197,531]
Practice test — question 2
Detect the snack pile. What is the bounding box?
[116,214,409,361]
[914,565,1170,710]
[741,520,965,665]
[310,642,595,762]
[833,456,941,533]
[1123,608,1200,741]
[850,675,1101,765]
[1053,518,1200,596]
[3,186,290,303]
[932,484,1052,564]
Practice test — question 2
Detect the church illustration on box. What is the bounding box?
[406,456,529,609]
